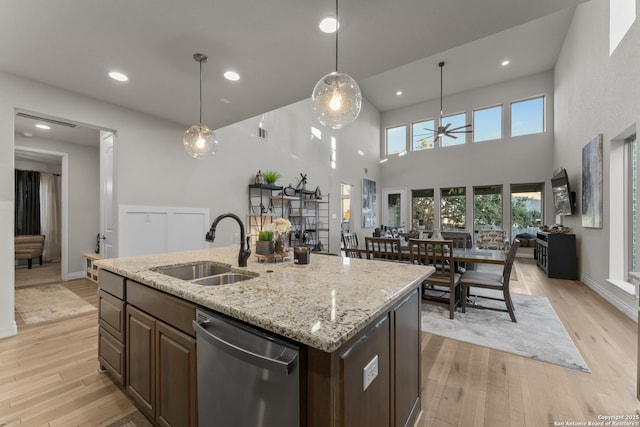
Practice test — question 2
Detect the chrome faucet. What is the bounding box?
[205,213,251,267]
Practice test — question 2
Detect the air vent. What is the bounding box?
[16,112,77,128]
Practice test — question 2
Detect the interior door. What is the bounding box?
[382,188,407,230]
[100,131,115,258]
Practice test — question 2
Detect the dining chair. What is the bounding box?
[341,232,361,258]
[476,229,510,251]
[460,239,520,322]
[408,239,461,319]
[365,236,402,261]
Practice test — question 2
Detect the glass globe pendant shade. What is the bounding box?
[312,71,362,129]
[183,124,218,159]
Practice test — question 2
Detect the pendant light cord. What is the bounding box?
[335,0,339,73]
[439,61,444,117]
[199,58,203,124]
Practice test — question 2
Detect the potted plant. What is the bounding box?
[262,170,281,185]
[255,230,275,255]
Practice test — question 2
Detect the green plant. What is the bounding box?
[262,170,281,184]
[258,230,274,241]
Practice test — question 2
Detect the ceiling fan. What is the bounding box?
[415,61,472,145]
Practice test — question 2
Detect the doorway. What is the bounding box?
[14,146,67,284]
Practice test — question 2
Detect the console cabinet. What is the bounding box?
[535,231,578,279]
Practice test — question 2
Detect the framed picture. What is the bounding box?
[581,134,603,228]
[362,178,376,228]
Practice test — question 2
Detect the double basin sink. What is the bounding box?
[151,261,256,286]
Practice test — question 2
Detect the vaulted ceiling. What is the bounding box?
[3,0,585,139]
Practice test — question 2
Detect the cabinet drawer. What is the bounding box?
[99,290,125,342]
[127,280,196,337]
[99,327,125,385]
[99,269,125,299]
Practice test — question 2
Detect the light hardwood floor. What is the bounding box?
[1,259,638,426]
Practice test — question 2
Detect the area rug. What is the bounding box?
[421,291,590,372]
[106,411,153,427]
[15,283,96,325]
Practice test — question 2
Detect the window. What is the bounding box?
[441,187,466,230]
[341,183,351,234]
[441,113,467,147]
[473,105,502,142]
[474,185,502,236]
[626,136,637,273]
[412,119,435,151]
[386,125,407,155]
[510,183,543,239]
[412,189,434,231]
[511,96,544,137]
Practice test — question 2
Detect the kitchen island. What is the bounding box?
[96,247,433,427]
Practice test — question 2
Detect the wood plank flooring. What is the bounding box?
[1,259,638,426]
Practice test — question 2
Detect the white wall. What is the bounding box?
[0,71,381,339]
[554,0,640,318]
[380,71,556,234]
[15,135,100,276]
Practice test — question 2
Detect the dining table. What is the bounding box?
[350,244,506,266]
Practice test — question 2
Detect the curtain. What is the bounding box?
[15,169,41,235]
[40,173,61,262]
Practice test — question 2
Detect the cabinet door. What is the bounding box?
[127,305,155,420]
[156,321,198,427]
[393,289,421,427]
[341,315,390,427]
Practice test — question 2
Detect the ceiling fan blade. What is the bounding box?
[449,129,473,134]
[441,123,451,132]
[433,134,440,143]
[447,133,459,139]
[422,128,436,132]
[448,124,472,132]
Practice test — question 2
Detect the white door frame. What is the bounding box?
[14,145,69,281]
[382,187,407,230]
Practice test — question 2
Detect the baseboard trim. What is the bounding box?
[581,274,637,321]
[66,271,85,281]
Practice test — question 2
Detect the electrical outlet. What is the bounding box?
[363,355,379,391]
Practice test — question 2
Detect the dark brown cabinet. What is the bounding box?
[392,289,421,427]
[99,272,197,427]
[98,270,126,385]
[127,305,155,419]
[341,315,391,426]
[306,285,421,427]
[535,231,578,279]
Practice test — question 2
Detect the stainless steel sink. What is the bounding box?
[152,262,231,280]
[192,273,255,286]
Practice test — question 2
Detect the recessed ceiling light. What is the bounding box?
[22,132,33,137]
[396,90,403,96]
[501,60,510,67]
[319,17,338,33]
[108,71,129,82]
[220,98,231,104]
[224,71,240,81]
[35,124,50,130]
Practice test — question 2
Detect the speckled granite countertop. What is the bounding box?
[96,247,433,353]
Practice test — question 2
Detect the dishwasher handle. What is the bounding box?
[193,320,298,375]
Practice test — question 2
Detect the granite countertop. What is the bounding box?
[96,247,433,353]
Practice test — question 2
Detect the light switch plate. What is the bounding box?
[363,355,379,391]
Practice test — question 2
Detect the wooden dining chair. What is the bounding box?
[341,232,361,258]
[408,239,461,319]
[460,239,520,322]
[365,237,402,261]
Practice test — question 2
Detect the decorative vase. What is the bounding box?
[256,240,274,255]
[274,235,285,254]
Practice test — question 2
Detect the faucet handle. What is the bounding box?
[245,235,251,249]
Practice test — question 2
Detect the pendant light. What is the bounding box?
[312,0,362,129]
[183,53,218,159]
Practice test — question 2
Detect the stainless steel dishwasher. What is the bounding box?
[193,308,300,427]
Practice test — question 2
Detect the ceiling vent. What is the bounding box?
[16,112,77,128]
